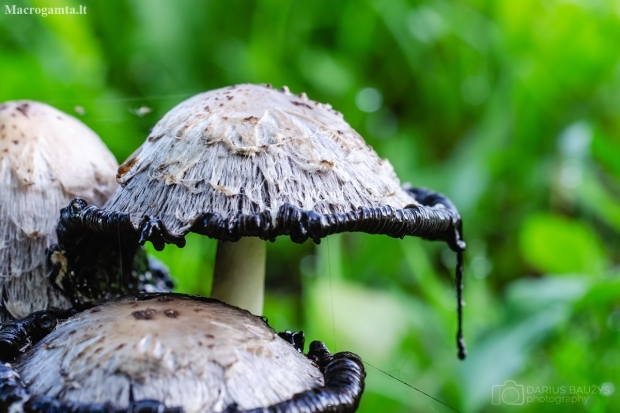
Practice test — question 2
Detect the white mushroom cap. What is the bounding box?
[17,294,324,412]
[0,101,118,320]
[109,84,417,235]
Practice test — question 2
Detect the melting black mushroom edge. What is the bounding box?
[0,294,365,413]
[50,185,467,359]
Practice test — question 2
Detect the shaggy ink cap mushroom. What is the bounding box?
[0,101,118,321]
[57,84,467,359]
[0,293,365,413]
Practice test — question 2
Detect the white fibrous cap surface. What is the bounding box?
[0,101,118,320]
[108,84,417,234]
[17,295,324,412]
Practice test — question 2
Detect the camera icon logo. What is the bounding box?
[492,380,525,405]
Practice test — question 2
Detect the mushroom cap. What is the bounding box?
[109,84,418,235]
[17,294,325,412]
[0,101,118,320]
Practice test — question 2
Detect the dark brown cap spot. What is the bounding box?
[157,296,174,302]
[226,95,233,100]
[292,101,313,109]
[16,104,29,117]
[164,309,179,318]
[91,307,101,313]
[243,116,258,122]
[94,347,103,354]
[116,157,139,180]
[204,106,211,112]
[1,124,5,130]
[176,124,190,138]
[12,140,18,145]
[132,308,157,320]
[115,343,126,350]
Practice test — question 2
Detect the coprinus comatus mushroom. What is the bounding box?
[0,101,117,321]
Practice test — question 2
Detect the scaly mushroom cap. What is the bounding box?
[0,101,118,320]
[110,84,417,235]
[16,294,326,412]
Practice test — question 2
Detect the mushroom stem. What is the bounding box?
[211,238,266,315]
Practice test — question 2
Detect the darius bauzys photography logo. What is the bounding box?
[492,381,524,405]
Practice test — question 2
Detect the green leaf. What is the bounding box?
[519,213,606,275]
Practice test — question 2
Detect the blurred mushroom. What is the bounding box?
[0,293,365,413]
[54,84,467,358]
[0,101,119,322]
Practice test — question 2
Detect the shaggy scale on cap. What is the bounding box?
[0,101,118,321]
[0,293,365,413]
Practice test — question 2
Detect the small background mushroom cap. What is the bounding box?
[0,101,118,320]
[110,84,418,235]
[17,294,324,412]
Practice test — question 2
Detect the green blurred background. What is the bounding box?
[2,0,620,411]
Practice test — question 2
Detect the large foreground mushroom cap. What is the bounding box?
[109,84,418,235]
[0,101,118,320]
[16,294,326,412]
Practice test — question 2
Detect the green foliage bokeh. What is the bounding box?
[1,0,620,411]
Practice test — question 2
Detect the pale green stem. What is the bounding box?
[210,238,266,315]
